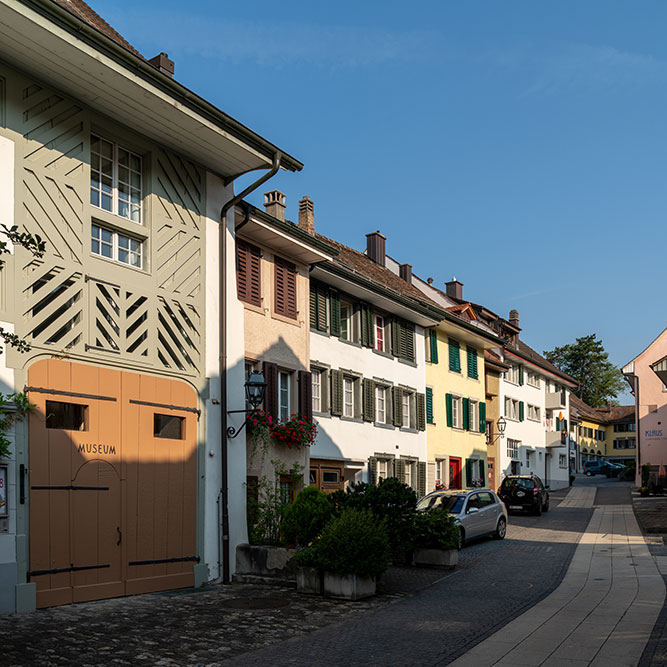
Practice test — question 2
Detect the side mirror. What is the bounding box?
[467,506,480,514]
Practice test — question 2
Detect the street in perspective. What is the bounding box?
[0,1,667,666]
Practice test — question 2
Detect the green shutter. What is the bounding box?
[363,378,375,422]
[556,417,561,431]
[479,460,485,486]
[479,401,486,433]
[309,285,317,329]
[316,285,327,331]
[416,393,426,431]
[467,347,478,379]
[465,459,473,487]
[391,319,400,357]
[519,401,525,422]
[463,397,470,430]
[368,457,377,485]
[449,340,461,372]
[329,291,341,337]
[330,370,343,416]
[425,388,434,424]
[395,458,406,483]
[430,330,439,364]
[404,323,415,361]
[418,461,427,497]
[392,386,403,427]
[446,393,453,427]
[564,419,568,431]
[519,366,524,386]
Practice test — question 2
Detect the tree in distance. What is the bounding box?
[544,334,625,407]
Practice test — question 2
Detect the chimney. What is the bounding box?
[399,263,412,283]
[509,309,519,329]
[148,52,174,78]
[298,196,314,234]
[445,277,463,300]
[264,190,286,221]
[366,231,386,266]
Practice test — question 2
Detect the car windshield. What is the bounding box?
[416,494,466,514]
[501,478,534,490]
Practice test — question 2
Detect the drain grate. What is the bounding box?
[221,596,291,610]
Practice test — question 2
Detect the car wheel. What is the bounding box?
[534,503,542,516]
[494,516,507,540]
[585,471,593,476]
[543,498,549,513]
[457,527,465,550]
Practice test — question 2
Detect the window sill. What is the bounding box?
[242,301,265,316]
[92,208,146,237]
[271,311,301,328]
[449,368,462,375]
[341,416,363,424]
[90,252,147,275]
[400,427,419,434]
[313,411,331,419]
[374,422,395,430]
[340,338,362,348]
[398,357,417,368]
[372,348,393,360]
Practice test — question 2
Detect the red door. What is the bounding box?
[449,457,462,489]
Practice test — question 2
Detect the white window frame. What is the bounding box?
[435,458,446,488]
[91,224,143,269]
[401,391,412,429]
[340,302,352,342]
[375,315,385,352]
[504,396,519,421]
[376,457,393,482]
[527,404,541,422]
[527,372,541,388]
[375,385,388,424]
[507,438,520,459]
[452,395,462,429]
[90,134,142,224]
[343,377,354,418]
[506,365,519,384]
[404,460,412,487]
[278,371,290,421]
[312,369,322,413]
[559,454,567,468]
[469,399,478,432]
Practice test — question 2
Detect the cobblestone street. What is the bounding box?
[0,486,596,666]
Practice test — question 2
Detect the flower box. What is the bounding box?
[296,566,323,595]
[412,547,458,569]
[323,572,376,600]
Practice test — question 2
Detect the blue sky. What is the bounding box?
[94,0,666,402]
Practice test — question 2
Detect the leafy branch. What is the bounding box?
[0,392,34,459]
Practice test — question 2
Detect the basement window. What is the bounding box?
[154,413,185,440]
[45,401,87,431]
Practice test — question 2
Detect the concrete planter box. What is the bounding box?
[412,548,458,569]
[323,572,376,600]
[234,544,296,584]
[296,566,323,595]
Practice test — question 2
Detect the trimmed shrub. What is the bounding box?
[412,509,459,551]
[315,508,390,578]
[281,486,332,547]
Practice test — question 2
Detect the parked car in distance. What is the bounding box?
[583,460,615,477]
[497,475,549,516]
[416,489,508,550]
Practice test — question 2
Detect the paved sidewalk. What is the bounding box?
[450,489,665,666]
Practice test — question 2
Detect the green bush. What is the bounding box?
[328,478,417,550]
[281,486,332,547]
[411,509,459,551]
[642,463,651,487]
[315,508,390,578]
[293,542,321,568]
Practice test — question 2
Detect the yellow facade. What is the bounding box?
[579,418,607,459]
[426,325,488,490]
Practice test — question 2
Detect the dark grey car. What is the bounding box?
[416,489,508,549]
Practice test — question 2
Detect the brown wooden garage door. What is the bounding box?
[28,359,198,608]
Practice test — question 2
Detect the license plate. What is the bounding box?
[509,505,522,510]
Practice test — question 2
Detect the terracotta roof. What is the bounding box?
[314,233,443,312]
[51,0,144,59]
[570,394,603,422]
[484,349,510,371]
[594,405,635,423]
[508,340,577,386]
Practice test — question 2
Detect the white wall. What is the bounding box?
[310,324,428,481]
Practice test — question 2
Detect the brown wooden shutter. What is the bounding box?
[236,240,261,306]
[298,370,312,421]
[274,256,297,319]
[262,361,278,418]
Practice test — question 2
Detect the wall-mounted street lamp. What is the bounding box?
[487,416,507,446]
[226,370,267,439]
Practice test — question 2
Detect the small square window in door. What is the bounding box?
[45,401,88,431]
[154,413,185,439]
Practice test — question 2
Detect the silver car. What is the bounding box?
[416,489,508,550]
